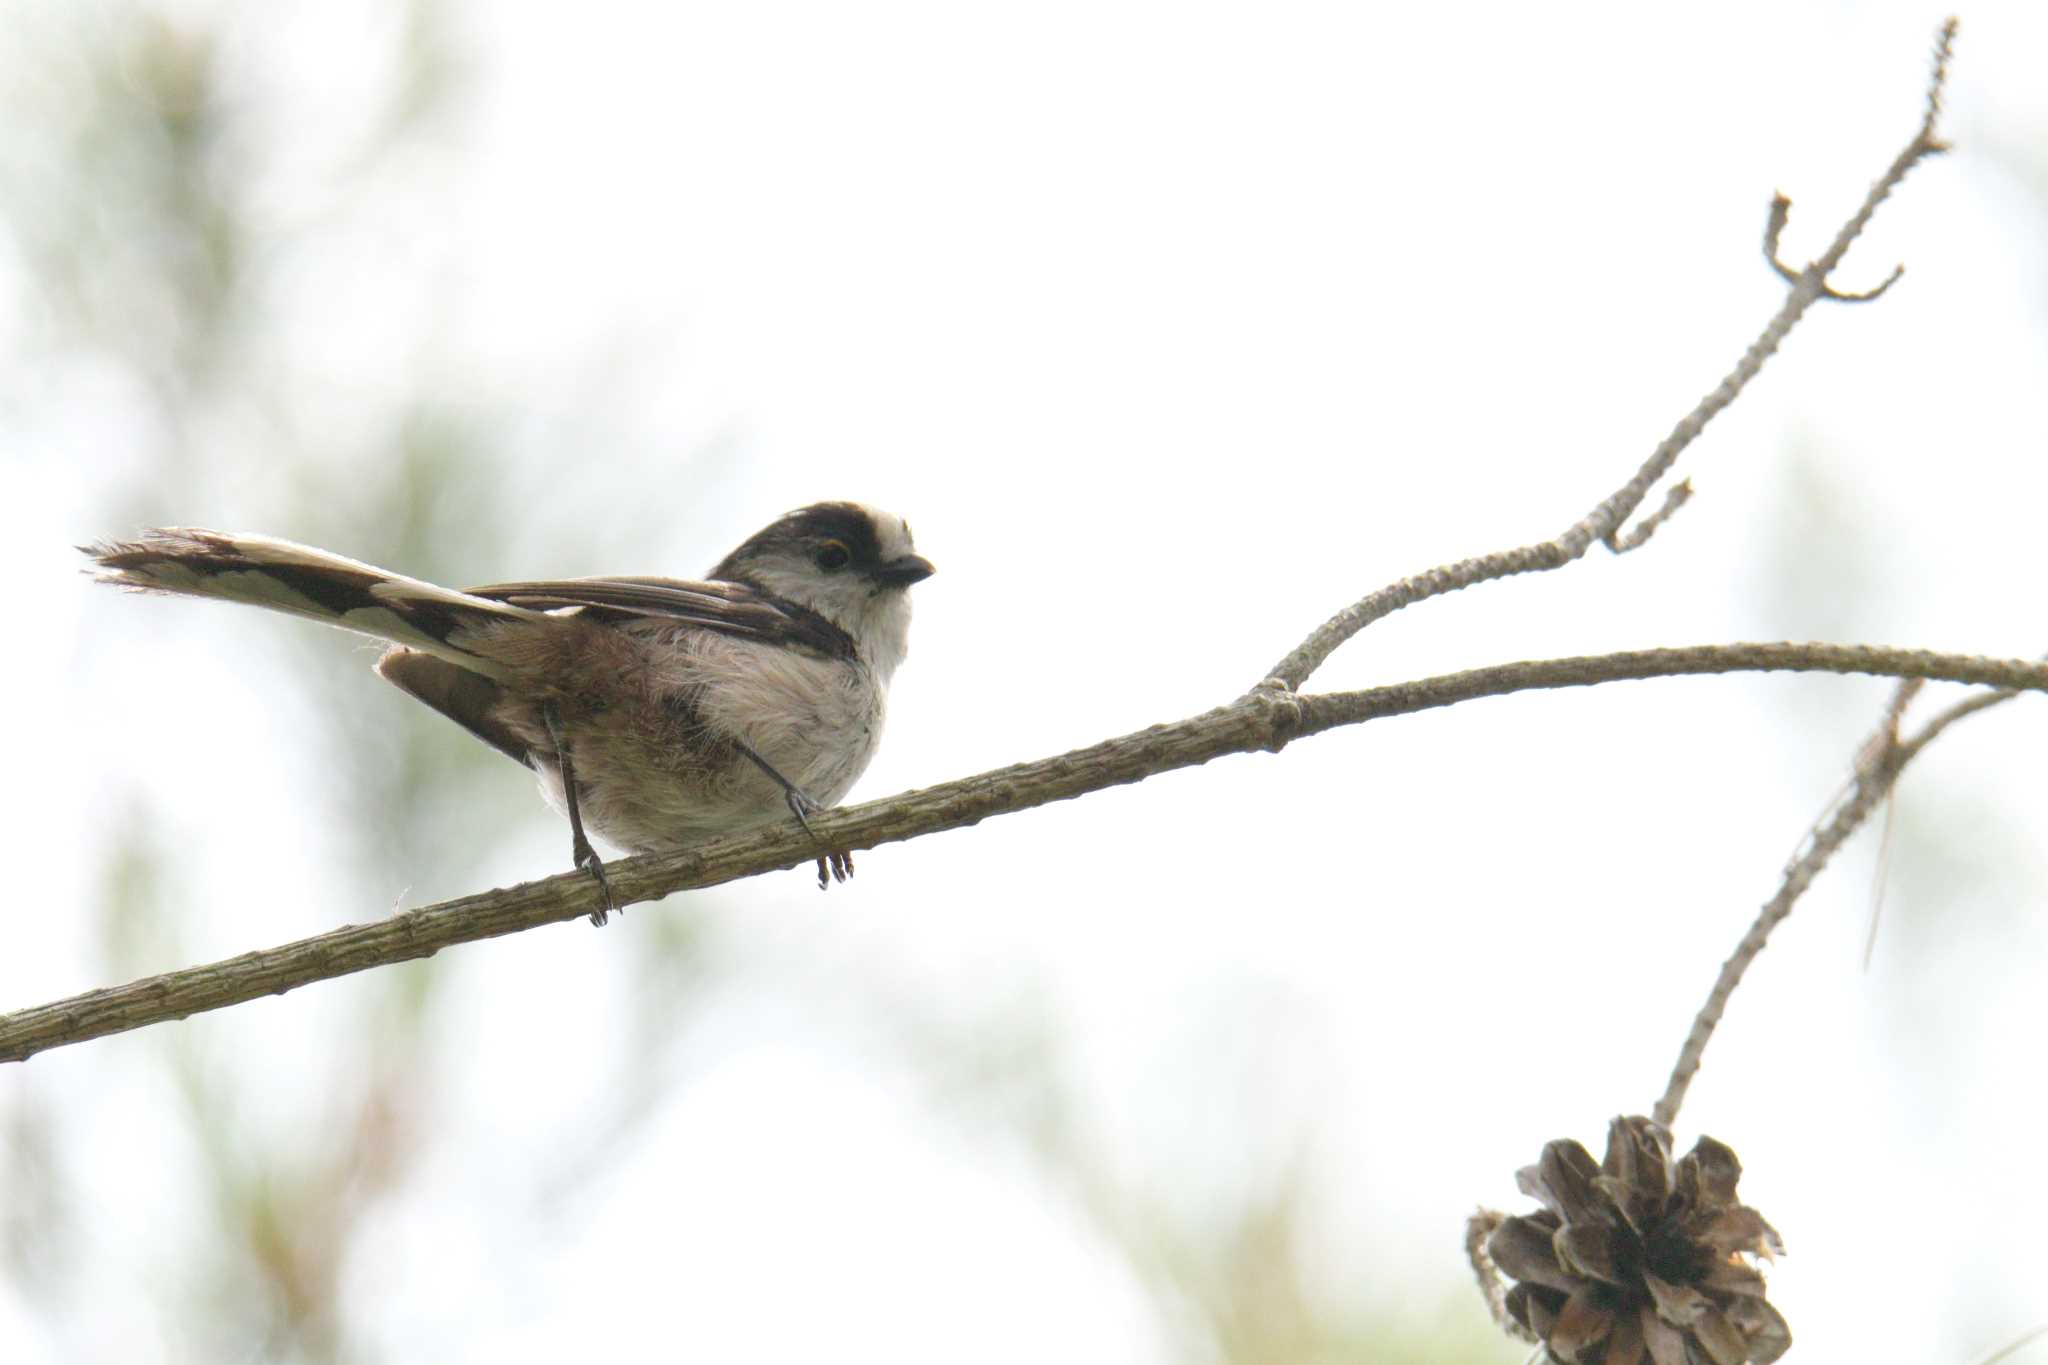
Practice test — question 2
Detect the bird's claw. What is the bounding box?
[784,785,820,835]
[779,785,850,889]
[574,834,619,928]
[815,849,854,890]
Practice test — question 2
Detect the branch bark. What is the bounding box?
[7,642,2044,1063]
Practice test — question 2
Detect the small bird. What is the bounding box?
[86,502,934,924]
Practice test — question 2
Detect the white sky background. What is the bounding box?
[5,1,2048,1361]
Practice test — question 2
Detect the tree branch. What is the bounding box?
[1260,17,1955,693]
[1652,660,2021,1129]
[8,642,2045,1063]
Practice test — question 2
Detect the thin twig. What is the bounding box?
[1861,673,2030,966]
[1765,191,1906,302]
[1652,658,2015,1129]
[1902,683,2020,753]
[1261,19,1958,692]
[1291,643,2046,738]
[8,641,2045,1063]
[1609,479,1693,554]
[1763,193,1799,287]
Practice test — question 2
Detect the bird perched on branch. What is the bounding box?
[86,502,935,925]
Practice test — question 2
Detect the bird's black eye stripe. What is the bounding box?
[814,540,852,572]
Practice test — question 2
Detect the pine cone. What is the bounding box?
[1486,1117,1790,1365]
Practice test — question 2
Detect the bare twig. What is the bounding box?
[8,641,2045,1063]
[1924,17,1961,140]
[1652,655,2016,1129]
[1262,18,1958,692]
[1762,193,1799,287]
[1903,683,2021,748]
[1765,191,1905,301]
[1290,643,2045,738]
[1608,479,1693,555]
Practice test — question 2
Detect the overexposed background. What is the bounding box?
[4,2,2046,1361]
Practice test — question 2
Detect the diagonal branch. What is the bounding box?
[1652,651,2016,1129]
[1260,18,1957,693]
[8,641,2045,1064]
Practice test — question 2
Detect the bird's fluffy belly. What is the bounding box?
[534,629,885,854]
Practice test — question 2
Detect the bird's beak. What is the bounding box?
[873,554,935,588]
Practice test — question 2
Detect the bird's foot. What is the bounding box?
[783,784,821,834]
[815,849,854,890]
[574,833,619,928]
[781,786,852,889]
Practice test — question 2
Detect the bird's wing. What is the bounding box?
[464,576,857,659]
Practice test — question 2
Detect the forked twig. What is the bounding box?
[1263,17,1960,690]
[1766,18,1956,303]
[1764,192,1906,301]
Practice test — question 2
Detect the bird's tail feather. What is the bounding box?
[84,528,539,679]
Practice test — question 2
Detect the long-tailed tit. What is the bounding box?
[86,502,934,924]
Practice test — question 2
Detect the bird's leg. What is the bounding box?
[736,741,819,833]
[734,741,852,889]
[542,700,618,927]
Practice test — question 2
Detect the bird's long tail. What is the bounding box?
[84,528,541,680]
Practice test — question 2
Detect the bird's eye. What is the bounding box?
[814,541,851,572]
